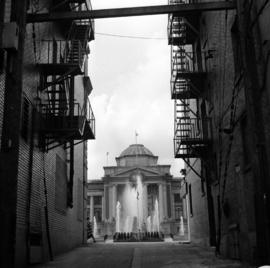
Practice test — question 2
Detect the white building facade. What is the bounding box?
[87,144,188,238]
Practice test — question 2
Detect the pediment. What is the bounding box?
[113,167,163,177]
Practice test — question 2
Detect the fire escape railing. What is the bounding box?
[41,39,84,68]
[83,98,95,136]
[40,99,95,138]
[168,0,210,159]
[170,48,205,98]
[36,0,95,151]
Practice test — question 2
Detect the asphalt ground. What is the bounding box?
[33,242,254,268]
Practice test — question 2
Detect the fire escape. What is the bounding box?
[37,0,95,151]
[168,0,211,159]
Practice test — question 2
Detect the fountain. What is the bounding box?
[136,174,143,232]
[153,199,160,232]
[146,216,151,232]
[180,216,185,236]
[113,175,163,242]
[93,216,98,237]
[116,201,121,233]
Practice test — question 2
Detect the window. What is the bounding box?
[93,196,102,222]
[87,196,90,206]
[175,207,181,220]
[94,208,102,222]
[94,196,102,206]
[174,193,181,203]
[55,155,67,213]
[174,193,182,220]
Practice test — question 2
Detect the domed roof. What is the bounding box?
[119,144,154,158]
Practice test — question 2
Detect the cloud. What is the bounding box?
[87,0,184,180]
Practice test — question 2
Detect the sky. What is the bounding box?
[87,0,184,180]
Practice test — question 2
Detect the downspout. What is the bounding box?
[26,106,36,264]
[42,154,53,261]
[68,76,74,207]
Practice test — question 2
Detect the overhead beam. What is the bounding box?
[27,1,236,23]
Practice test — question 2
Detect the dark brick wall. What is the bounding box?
[0,72,6,151]
[185,4,258,263]
[11,1,87,266]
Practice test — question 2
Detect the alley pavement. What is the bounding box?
[33,241,254,268]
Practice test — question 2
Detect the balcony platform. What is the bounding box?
[41,115,95,140]
[174,71,206,90]
[38,63,83,76]
[174,143,210,158]
[171,90,198,99]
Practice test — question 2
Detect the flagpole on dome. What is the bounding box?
[106,152,109,166]
[135,131,138,167]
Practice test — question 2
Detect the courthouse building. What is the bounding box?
[87,144,187,237]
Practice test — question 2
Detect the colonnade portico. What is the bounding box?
[102,181,169,223]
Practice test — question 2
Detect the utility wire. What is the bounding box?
[95,32,167,40]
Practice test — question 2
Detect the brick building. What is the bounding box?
[0,0,95,267]
[169,0,270,265]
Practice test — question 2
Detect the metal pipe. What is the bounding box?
[27,2,236,23]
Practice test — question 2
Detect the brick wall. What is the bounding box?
[0,72,6,151]
[13,1,88,266]
[184,4,258,263]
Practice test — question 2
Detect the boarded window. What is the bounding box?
[55,155,67,213]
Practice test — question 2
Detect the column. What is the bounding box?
[182,198,187,219]
[166,184,172,219]
[90,196,94,221]
[104,185,109,220]
[171,192,175,219]
[158,183,164,221]
[102,195,105,221]
[143,184,148,221]
[163,184,168,219]
[112,184,117,219]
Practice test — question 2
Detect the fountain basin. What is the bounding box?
[113,232,164,242]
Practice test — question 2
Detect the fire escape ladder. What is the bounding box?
[171,46,204,99]
[182,17,199,37]
[50,0,92,12]
[167,0,200,46]
[36,1,95,152]
[39,78,95,152]
[168,0,209,159]
[40,68,77,92]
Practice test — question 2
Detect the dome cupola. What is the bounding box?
[116,144,158,167]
